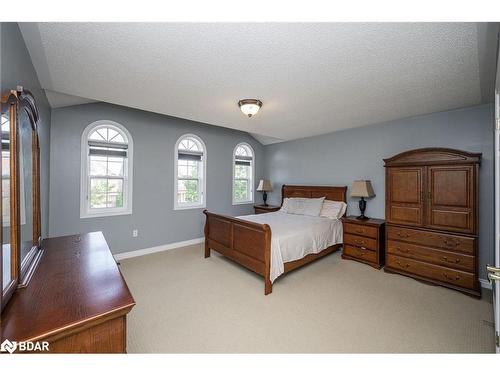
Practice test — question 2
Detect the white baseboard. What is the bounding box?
[479,278,492,290]
[114,237,205,261]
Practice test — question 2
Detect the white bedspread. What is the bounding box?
[237,211,343,283]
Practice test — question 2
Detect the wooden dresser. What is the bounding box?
[383,148,481,297]
[342,216,385,269]
[0,232,135,353]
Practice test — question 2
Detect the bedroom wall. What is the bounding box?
[263,104,494,280]
[49,102,264,254]
[1,22,51,238]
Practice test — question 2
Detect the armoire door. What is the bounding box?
[386,166,425,226]
[426,165,475,234]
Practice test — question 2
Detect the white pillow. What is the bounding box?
[280,197,325,216]
[320,200,347,219]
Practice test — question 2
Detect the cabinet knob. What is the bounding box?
[441,256,460,264]
[396,246,410,254]
[396,260,410,269]
[443,239,460,247]
[442,272,460,281]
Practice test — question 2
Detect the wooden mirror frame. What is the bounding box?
[0,87,42,313]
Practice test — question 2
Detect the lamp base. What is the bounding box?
[357,197,368,220]
[263,191,268,206]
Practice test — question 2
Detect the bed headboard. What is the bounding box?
[281,185,348,206]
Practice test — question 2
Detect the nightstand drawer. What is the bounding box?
[344,233,378,251]
[342,216,385,269]
[343,245,377,263]
[255,208,270,214]
[344,222,378,239]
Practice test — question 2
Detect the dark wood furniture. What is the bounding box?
[0,232,135,353]
[383,148,481,297]
[204,185,347,295]
[254,204,280,214]
[342,216,385,269]
[1,87,43,314]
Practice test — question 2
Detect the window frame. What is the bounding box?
[80,120,133,219]
[174,133,207,210]
[232,142,255,205]
[1,115,26,227]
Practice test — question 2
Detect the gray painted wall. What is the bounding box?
[49,102,264,254]
[1,22,51,238]
[264,104,494,279]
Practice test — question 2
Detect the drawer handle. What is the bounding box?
[360,246,367,250]
[443,239,460,247]
[397,231,409,238]
[396,246,410,254]
[354,239,365,245]
[355,229,365,234]
[441,256,460,264]
[396,260,410,269]
[442,272,460,281]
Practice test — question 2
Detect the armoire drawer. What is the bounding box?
[344,233,378,251]
[343,244,377,264]
[386,226,475,254]
[387,240,474,272]
[344,222,379,239]
[386,254,475,290]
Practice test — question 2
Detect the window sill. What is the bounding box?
[174,204,206,211]
[80,209,132,219]
[232,200,254,206]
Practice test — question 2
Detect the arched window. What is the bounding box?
[80,120,133,218]
[174,134,206,209]
[233,143,254,204]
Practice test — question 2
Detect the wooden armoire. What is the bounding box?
[383,148,481,297]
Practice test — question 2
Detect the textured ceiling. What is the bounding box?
[44,90,97,108]
[19,23,497,144]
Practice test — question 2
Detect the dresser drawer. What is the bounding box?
[387,240,474,272]
[344,233,378,251]
[343,245,377,264]
[386,254,475,290]
[344,222,378,239]
[386,226,475,254]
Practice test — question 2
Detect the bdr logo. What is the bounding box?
[1,339,49,353]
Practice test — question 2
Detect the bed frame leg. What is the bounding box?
[204,241,211,258]
[264,277,272,295]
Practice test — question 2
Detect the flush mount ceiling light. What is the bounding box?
[238,99,262,118]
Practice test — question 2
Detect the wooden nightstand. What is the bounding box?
[254,205,280,214]
[342,216,385,269]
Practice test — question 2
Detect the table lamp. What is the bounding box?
[351,180,375,220]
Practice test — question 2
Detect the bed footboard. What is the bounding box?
[203,210,273,294]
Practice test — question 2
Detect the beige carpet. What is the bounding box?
[119,243,495,353]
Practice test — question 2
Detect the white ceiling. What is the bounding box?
[44,90,97,108]
[20,23,498,144]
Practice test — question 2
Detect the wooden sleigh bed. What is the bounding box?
[203,185,347,295]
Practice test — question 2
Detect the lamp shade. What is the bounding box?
[257,179,273,192]
[351,180,375,198]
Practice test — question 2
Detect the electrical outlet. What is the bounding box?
[132,229,138,237]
